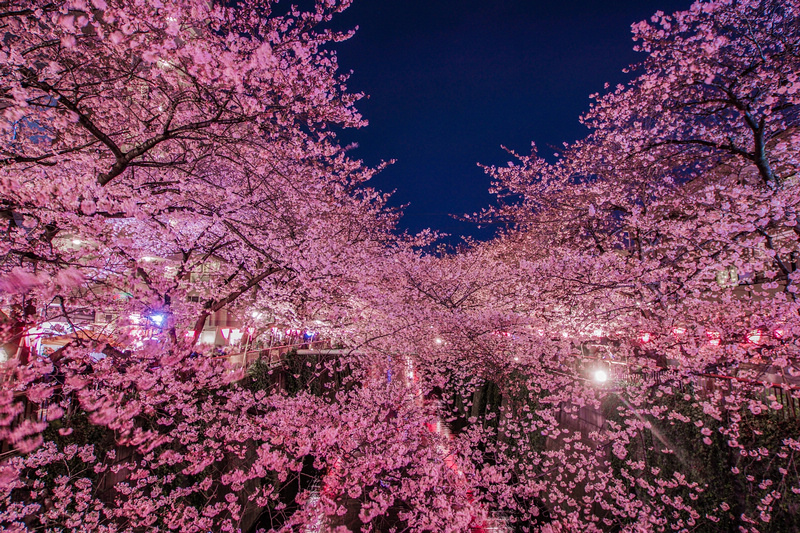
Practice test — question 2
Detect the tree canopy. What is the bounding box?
[1,0,799,531]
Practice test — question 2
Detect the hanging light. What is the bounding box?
[706,331,721,346]
[746,329,764,345]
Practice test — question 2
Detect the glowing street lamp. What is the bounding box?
[593,369,608,384]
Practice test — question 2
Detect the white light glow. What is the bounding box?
[593,369,608,383]
[746,329,764,344]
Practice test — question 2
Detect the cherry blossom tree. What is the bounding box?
[0,0,402,347]
[0,1,428,532]
[581,0,799,190]
[3,0,800,531]
[465,0,800,530]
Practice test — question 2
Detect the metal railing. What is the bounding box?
[214,340,332,370]
[615,366,799,419]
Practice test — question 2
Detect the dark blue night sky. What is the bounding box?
[331,0,690,242]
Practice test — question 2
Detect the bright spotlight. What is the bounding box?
[593,369,608,383]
